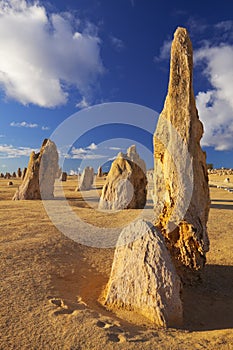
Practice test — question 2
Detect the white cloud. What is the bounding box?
[108,146,122,150]
[76,96,90,109]
[154,39,172,62]
[0,144,37,158]
[10,121,38,128]
[110,35,124,51]
[41,125,50,130]
[195,44,233,150]
[87,142,97,150]
[69,169,78,175]
[0,0,103,107]
[72,154,106,160]
[68,144,106,160]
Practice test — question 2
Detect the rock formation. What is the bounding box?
[21,168,27,180]
[12,172,16,178]
[104,219,183,327]
[98,145,147,210]
[97,166,103,177]
[60,172,67,182]
[77,167,94,191]
[153,27,210,282]
[17,168,22,178]
[13,139,59,200]
[5,172,11,179]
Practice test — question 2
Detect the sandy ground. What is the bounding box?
[0,174,233,349]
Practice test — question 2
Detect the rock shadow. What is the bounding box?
[183,264,233,331]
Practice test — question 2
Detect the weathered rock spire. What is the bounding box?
[153,27,210,282]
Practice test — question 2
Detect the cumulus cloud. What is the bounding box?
[10,121,38,128]
[0,144,37,158]
[0,0,103,107]
[68,145,106,160]
[41,125,50,130]
[87,142,97,150]
[195,44,233,150]
[69,169,78,175]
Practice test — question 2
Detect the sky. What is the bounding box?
[0,0,233,173]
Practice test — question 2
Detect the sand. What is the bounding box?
[0,174,233,349]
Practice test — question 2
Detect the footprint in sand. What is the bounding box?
[49,298,73,315]
[96,320,127,343]
[48,296,88,316]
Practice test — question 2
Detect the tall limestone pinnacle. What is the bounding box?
[153,27,210,282]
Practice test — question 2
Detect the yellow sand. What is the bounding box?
[0,174,233,349]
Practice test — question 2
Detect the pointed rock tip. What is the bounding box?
[173,27,191,46]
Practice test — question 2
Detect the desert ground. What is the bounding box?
[1,174,233,349]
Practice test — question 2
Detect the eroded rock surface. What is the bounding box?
[104,219,183,327]
[97,166,103,177]
[153,27,210,282]
[13,139,59,200]
[98,145,147,210]
[21,168,27,180]
[77,167,94,191]
[60,172,67,182]
[17,168,22,178]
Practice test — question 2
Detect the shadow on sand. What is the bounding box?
[183,264,233,331]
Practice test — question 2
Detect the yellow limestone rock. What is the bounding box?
[98,145,147,210]
[153,27,210,282]
[76,166,94,191]
[104,219,183,327]
[13,139,59,200]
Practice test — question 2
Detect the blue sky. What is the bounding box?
[0,0,233,173]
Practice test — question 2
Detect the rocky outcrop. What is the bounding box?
[60,172,67,182]
[104,219,183,327]
[21,168,27,180]
[98,145,147,210]
[77,167,94,191]
[17,168,22,178]
[153,27,210,282]
[97,166,103,177]
[12,139,59,200]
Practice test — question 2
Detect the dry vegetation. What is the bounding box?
[0,174,233,349]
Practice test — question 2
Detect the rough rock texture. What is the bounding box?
[21,168,27,180]
[97,166,103,177]
[98,145,147,210]
[77,167,94,191]
[60,172,67,181]
[104,219,183,327]
[17,168,22,178]
[153,27,210,282]
[13,139,59,200]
